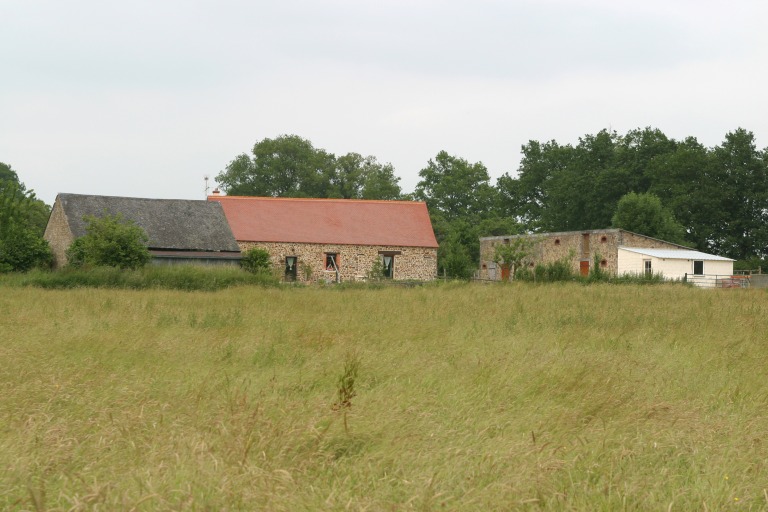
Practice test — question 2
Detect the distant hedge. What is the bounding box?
[1,265,280,291]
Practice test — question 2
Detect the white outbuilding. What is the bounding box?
[618,247,736,287]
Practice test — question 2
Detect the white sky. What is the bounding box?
[2,0,767,205]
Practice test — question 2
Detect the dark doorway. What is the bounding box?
[285,256,297,281]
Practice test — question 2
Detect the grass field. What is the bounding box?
[2,282,767,510]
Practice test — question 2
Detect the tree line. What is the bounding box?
[216,129,768,277]
[2,126,766,275]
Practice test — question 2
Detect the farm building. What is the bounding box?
[208,194,439,282]
[617,247,735,286]
[478,229,734,285]
[44,193,242,268]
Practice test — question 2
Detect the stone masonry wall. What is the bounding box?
[479,229,686,280]
[238,241,438,282]
[43,197,74,269]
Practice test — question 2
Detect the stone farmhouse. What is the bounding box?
[208,194,439,282]
[478,228,733,281]
[44,193,241,268]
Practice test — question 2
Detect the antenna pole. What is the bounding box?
[204,175,210,199]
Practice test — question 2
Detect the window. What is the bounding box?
[644,259,652,275]
[381,254,394,278]
[600,236,608,243]
[693,260,704,275]
[325,253,339,271]
[600,259,607,268]
[554,238,560,245]
[285,256,297,281]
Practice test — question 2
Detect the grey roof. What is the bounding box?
[57,193,241,252]
[619,247,734,261]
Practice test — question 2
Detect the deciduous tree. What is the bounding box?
[611,192,686,244]
[0,164,52,272]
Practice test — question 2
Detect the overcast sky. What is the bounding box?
[2,0,767,205]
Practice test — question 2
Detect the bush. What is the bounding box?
[240,248,272,274]
[516,259,574,282]
[0,227,52,273]
[67,214,151,269]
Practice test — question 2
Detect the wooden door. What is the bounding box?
[579,260,589,276]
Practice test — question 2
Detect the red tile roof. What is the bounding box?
[208,196,439,248]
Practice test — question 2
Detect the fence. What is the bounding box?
[684,273,750,288]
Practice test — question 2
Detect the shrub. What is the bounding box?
[516,258,574,282]
[0,227,52,273]
[67,214,151,269]
[240,248,272,274]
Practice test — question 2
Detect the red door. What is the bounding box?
[501,264,510,281]
[579,260,589,276]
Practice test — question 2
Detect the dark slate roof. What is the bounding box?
[57,193,241,252]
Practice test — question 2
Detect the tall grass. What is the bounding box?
[1,264,280,291]
[1,283,767,510]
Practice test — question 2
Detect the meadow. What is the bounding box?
[1,281,767,510]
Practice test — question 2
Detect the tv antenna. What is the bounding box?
[204,174,210,198]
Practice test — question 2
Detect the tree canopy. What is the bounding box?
[215,129,768,276]
[498,127,768,260]
[611,192,686,244]
[0,163,52,272]
[216,135,402,200]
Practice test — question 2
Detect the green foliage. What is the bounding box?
[516,258,574,282]
[611,192,687,244]
[493,237,534,280]
[301,261,313,281]
[733,257,768,273]
[499,127,768,260]
[588,253,608,282]
[333,153,402,200]
[67,214,151,270]
[216,135,401,200]
[0,228,52,273]
[240,248,272,274]
[334,351,361,433]
[366,257,385,281]
[414,150,497,222]
[0,169,52,273]
[415,151,520,278]
[5,265,279,290]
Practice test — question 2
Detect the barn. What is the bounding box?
[479,229,735,286]
[617,247,735,287]
[479,229,689,280]
[44,193,241,268]
[208,194,439,282]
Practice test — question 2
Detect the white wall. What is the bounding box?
[617,249,733,283]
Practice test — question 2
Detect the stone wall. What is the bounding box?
[479,229,687,280]
[43,197,75,269]
[238,241,438,282]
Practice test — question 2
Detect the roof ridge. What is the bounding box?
[59,192,208,203]
[208,195,426,206]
